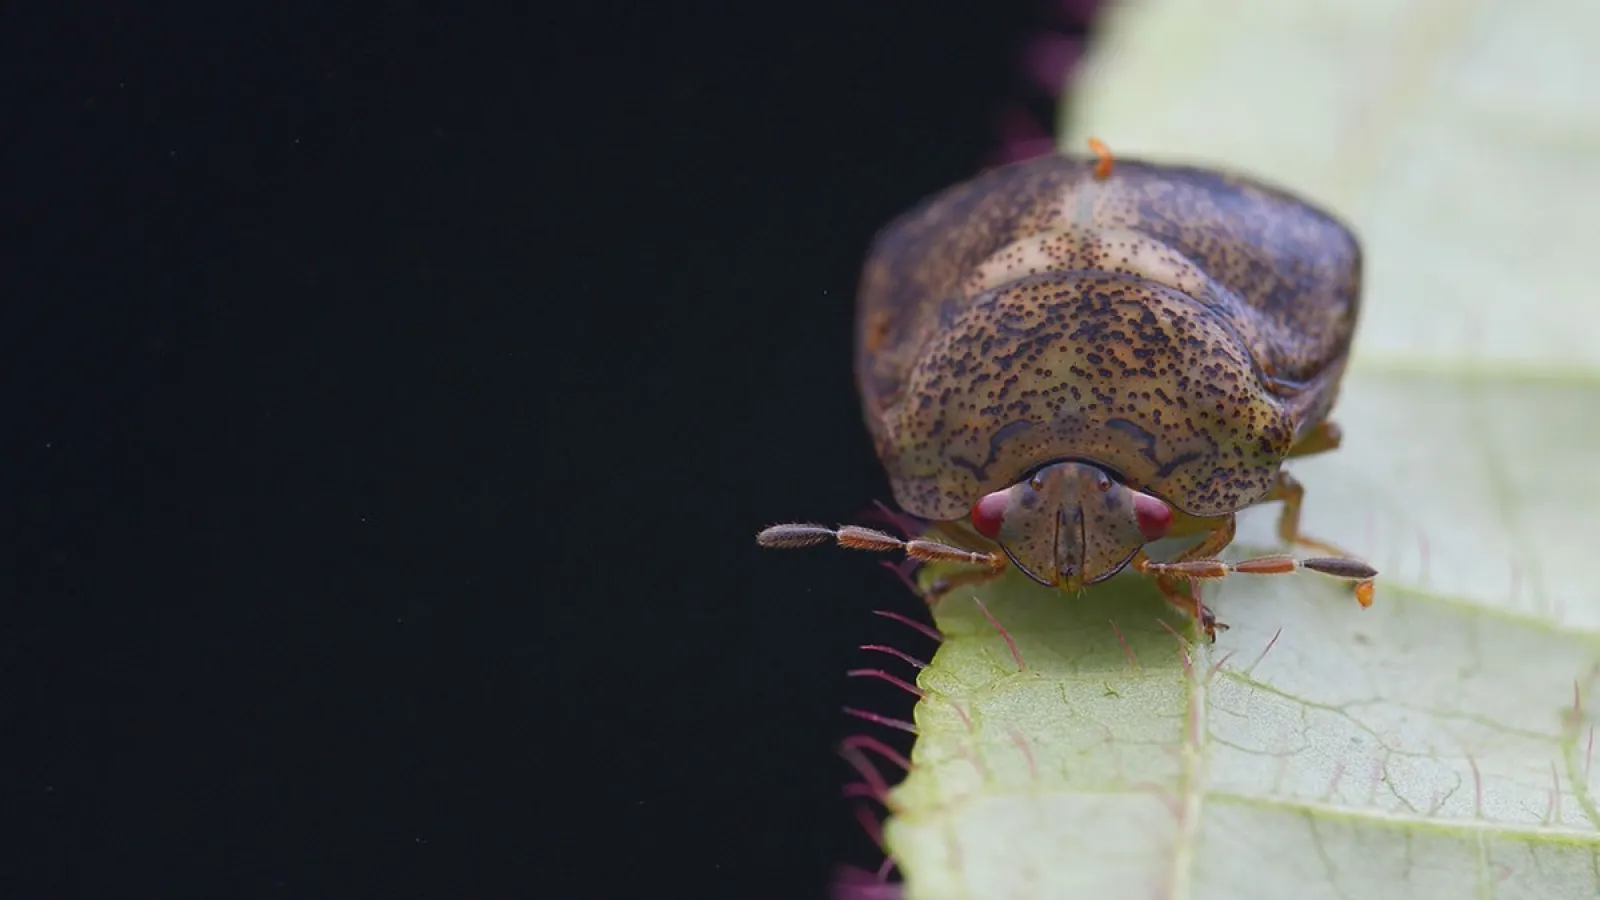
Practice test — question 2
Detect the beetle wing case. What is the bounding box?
[855,154,1362,522]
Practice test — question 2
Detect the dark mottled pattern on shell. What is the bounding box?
[855,154,1362,520]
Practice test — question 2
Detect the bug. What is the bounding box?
[759,140,1376,639]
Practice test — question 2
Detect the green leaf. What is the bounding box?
[881,3,1600,897]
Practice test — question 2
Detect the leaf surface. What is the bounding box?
[883,2,1600,897]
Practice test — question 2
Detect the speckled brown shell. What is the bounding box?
[855,153,1362,521]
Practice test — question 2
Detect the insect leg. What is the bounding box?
[923,566,1009,608]
[1264,469,1364,559]
[1269,469,1325,551]
[1260,466,1378,604]
[1128,516,1236,638]
[1143,567,1226,642]
[893,521,1016,604]
[921,519,982,547]
[1134,510,1376,608]
[1164,515,1236,564]
[1284,420,1343,460]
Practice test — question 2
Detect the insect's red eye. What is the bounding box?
[970,492,1008,540]
[1132,493,1172,541]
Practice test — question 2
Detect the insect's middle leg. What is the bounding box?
[1265,469,1354,558]
[1273,419,1347,554]
[1285,419,1342,459]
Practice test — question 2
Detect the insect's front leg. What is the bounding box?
[1136,516,1238,639]
[1164,515,1237,562]
[1142,570,1224,642]
[923,565,1008,608]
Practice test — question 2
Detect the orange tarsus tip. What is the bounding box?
[1355,580,1375,608]
[1088,137,1114,180]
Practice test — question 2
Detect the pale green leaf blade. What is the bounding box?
[882,1,1600,897]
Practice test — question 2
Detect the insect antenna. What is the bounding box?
[756,523,1006,571]
[1135,553,1377,608]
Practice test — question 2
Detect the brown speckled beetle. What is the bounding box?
[760,141,1376,638]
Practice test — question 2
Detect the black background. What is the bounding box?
[1,2,1088,897]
